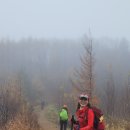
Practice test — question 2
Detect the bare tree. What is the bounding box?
[121,74,130,119]
[104,65,115,117]
[0,78,22,127]
[72,35,94,101]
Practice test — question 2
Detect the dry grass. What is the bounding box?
[0,79,43,130]
[1,104,43,130]
[44,104,59,124]
[106,117,130,130]
[5,113,42,130]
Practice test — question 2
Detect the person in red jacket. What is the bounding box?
[74,94,94,130]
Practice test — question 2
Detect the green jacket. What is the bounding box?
[59,108,68,121]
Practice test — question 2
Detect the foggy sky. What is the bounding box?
[0,0,130,40]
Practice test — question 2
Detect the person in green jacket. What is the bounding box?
[59,105,69,130]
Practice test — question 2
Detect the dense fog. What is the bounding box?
[0,37,130,105]
[1,1,130,129]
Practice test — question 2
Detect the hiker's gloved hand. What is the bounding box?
[71,117,75,123]
[71,117,78,124]
[99,116,104,122]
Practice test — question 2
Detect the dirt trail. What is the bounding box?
[37,108,59,130]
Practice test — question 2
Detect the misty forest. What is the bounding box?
[0,36,130,130]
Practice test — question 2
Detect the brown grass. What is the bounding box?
[5,113,42,130]
[0,78,43,130]
[106,117,130,130]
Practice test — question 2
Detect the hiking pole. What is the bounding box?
[71,115,74,130]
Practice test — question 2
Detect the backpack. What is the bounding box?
[60,109,68,121]
[91,106,105,130]
[85,106,105,130]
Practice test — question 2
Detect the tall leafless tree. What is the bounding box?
[72,35,94,101]
[105,65,115,117]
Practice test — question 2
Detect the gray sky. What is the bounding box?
[0,0,130,40]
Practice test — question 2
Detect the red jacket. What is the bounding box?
[75,106,94,130]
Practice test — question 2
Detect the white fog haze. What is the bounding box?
[0,0,130,40]
[1,1,130,130]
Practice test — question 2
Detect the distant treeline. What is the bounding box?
[0,37,130,119]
